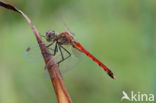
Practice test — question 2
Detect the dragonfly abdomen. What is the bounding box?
[74,42,115,79]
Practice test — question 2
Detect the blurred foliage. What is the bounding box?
[0,0,156,103]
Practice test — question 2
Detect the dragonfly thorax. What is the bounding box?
[45,30,74,46]
[56,32,73,45]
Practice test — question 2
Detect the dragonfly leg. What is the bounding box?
[39,33,46,38]
[45,42,57,56]
[52,42,58,56]
[57,45,71,66]
[44,43,58,70]
[46,41,55,48]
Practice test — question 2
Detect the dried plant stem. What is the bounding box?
[0,1,72,103]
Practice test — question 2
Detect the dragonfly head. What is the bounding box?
[45,30,56,42]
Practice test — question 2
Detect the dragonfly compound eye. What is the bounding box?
[46,30,56,41]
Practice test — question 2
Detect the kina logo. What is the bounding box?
[121,91,154,102]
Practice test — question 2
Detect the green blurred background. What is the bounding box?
[0,0,156,103]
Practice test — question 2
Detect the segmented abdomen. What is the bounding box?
[74,42,115,79]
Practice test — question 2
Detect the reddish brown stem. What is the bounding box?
[0,1,72,103]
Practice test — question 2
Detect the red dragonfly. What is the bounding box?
[40,30,115,79]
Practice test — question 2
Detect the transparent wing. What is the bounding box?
[60,15,75,36]
[25,42,56,62]
[24,44,43,62]
[25,43,84,79]
[44,45,84,79]
[59,45,83,72]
